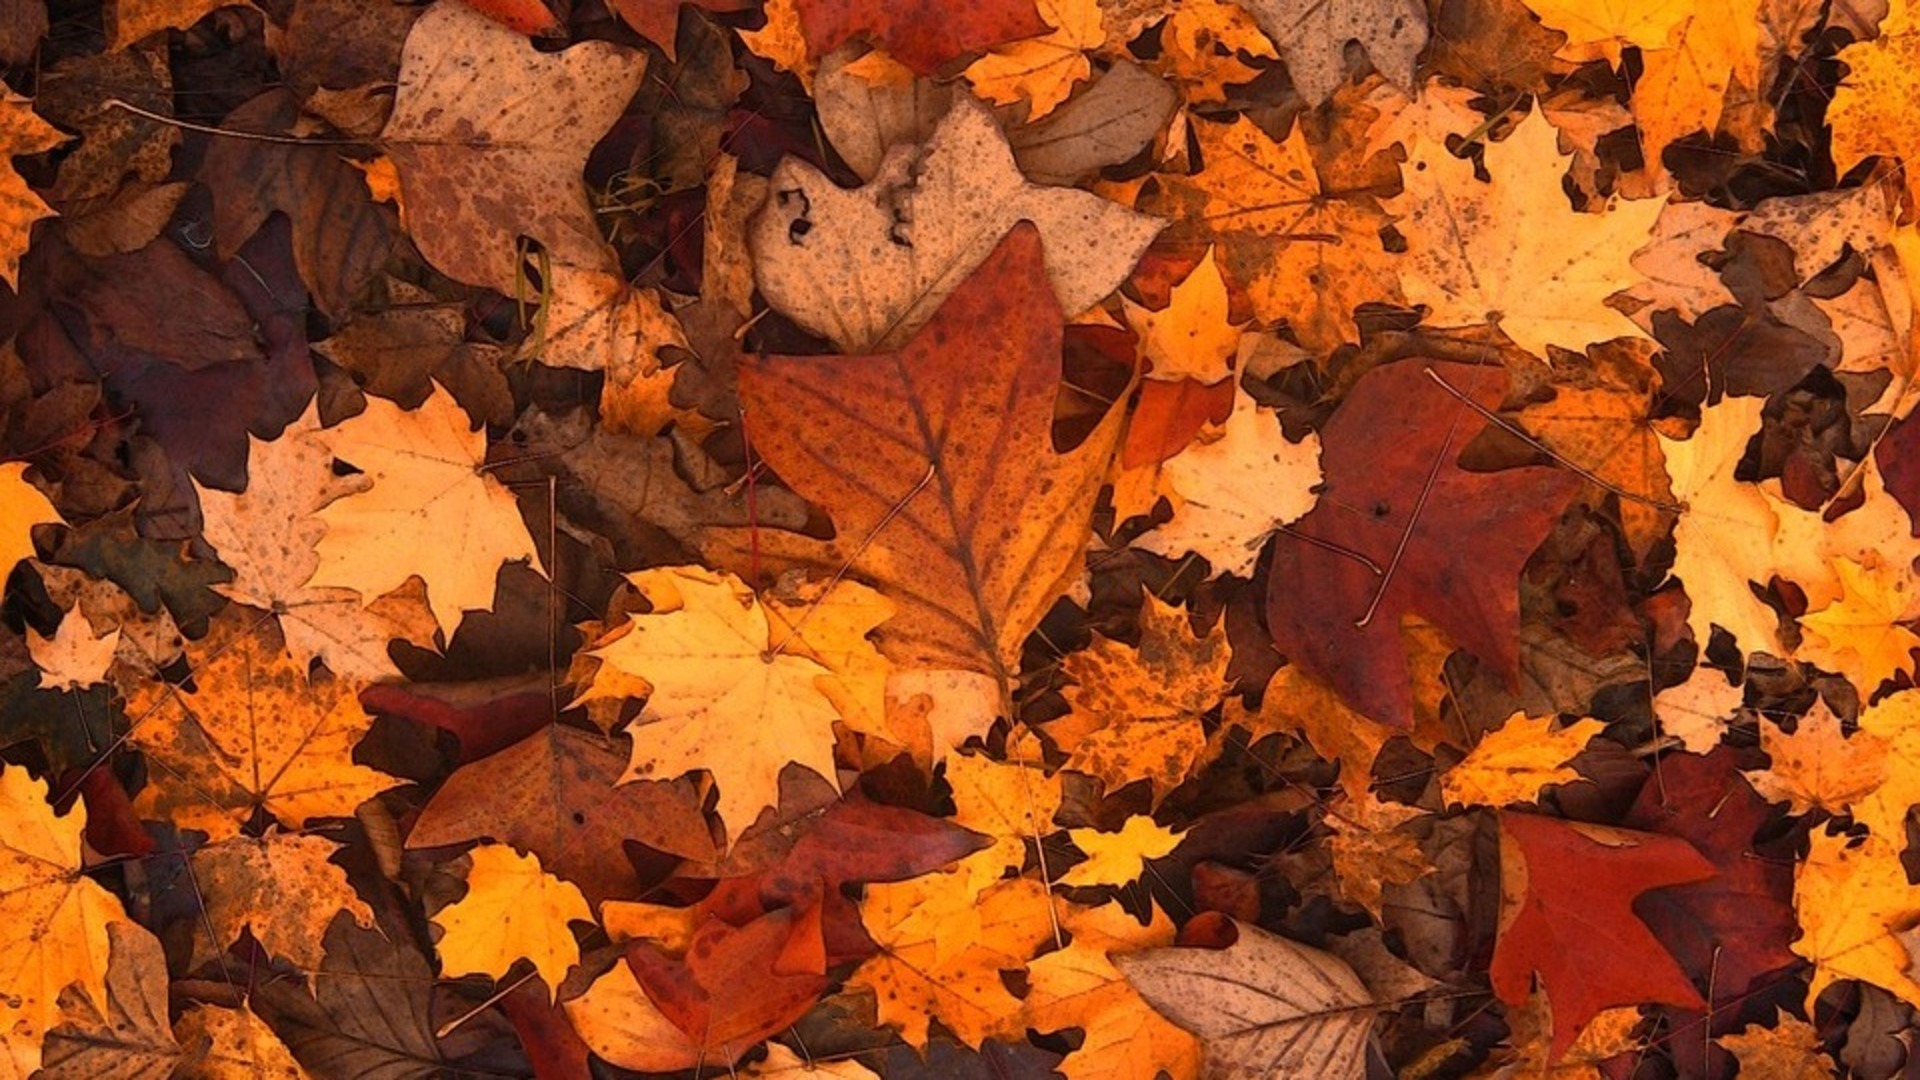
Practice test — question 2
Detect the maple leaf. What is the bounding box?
[405,722,715,904]
[172,1004,312,1080]
[1156,116,1398,353]
[963,0,1103,118]
[1658,395,1785,653]
[379,1,648,293]
[751,97,1162,352]
[1490,813,1716,1059]
[128,614,402,841]
[1116,916,1378,1079]
[1237,0,1427,104]
[717,224,1124,696]
[27,606,119,692]
[0,765,126,1078]
[1721,1011,1832,1078]
[1266,360,1580,727]
[1122,246,1244,386]
[579,565,846,842]
[1794,828,1920,1010]
[198,405,436,681]
[311,386,541,639]
[1743,699,1889,816]
[1130,384,1322,578]
[1624,748,1800,1009]
[1652,666,1744,752]
[0,93,68,290]
[1022,901,1202,1080]
[1049,592,1232,803]
[1829,0,1920,207]
[1060,815,1185,887]
[945,749,1064,889]
[190,832,374,971]
[1796,556,1920,690]
[792,0,1049,74]
[432,844,592,1000]
[1441,712,1604,808]
[1325,794,1433,918]
[0,462,62,584]
[1386,109,1664,359]
[850,872,1055,1047]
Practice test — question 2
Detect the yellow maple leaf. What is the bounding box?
[1387,109,1664,359]
[0,765,126,1078]
[964,0,1103,118]
[27,607,119,692]
[173,1004,313,1080]
[1441,713,1604,808]
[1156,0,1276,104]
[850,872,1055,1048]
[1631,0,1764,166]
[311,385,541,639]
[1658,396,1785,654]
[0,94,70,291]
[0,461,61,586]
[1829,0,1920,207]
[1796,557,1920,691]
[1123,246,1244,385]
[761,577,895,747]
[1854,690,1920,841]
[1518,0,1693,65]
[1743,700,1889,816]
[433,844,593,1000]
[129,614,402,841]
[946,750,1064,891]
[1326,795,1433,919]
[1793,828,1920,1011]
[1720,1011,1831,1079]
[1024,901,1203,1080]
[1049,593,1231,803]
[1060,816,1185,887]
[580,565,844,843]
[189,833,373,972]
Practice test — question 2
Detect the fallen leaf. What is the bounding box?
[431,843,592,999]
[1442,713,1604,808]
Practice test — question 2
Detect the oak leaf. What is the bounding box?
[579,565,845,843]
[1116,916,1377,1080]
[380,1,648,293]
[1441,713,1604,809]
[0,765,126,1079]
[1490,813,1715,1059]
[311,386,541,640]
[719,225,1125,694]
[1265,360,1579,727]
[1386,110,1663,359]
[750,97,1162,351]
[431,844,592,1000]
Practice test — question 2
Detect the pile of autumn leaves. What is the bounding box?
[9,0,1920,1075]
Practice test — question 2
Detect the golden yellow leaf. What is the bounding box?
[1829,0,1920,206]
[946,750,1063,890]
[432,844,593,1000]
[1326,795,1433,919]
[738,0,813,94]
[1720,1011,1832,1080]
[1631,0,1764,166]
[1060,816,1185,887]
[1124,246,1243,385]
[1024,902,1202,1080]
[38,922,181,1080]
[1659,395,1785,654]
[27,607,119,692]
[1156,0,1276,104]
[1796,557,1920,691]
[1441,713,1603,809]
[0,461,61,586]
[850,872,1055,1048]
[1518,0,1692,65]
[0,765,125,1078]
[1854,689,1920,840]
[190,833,374,972]
[0,94,68,291]
[1743,700,1888,816]
[1050,593,1231,803]
[964,0,1103,118]
[747,1043,881,1080]
[129,614,402,842]
[311,385,541,639]
[762,577,895,746]
[519,265,688,435]
[107,0,254,48]
[173,1004,313,1080]
[1387,109,1664,359]
[581,565,844,843]
[1483,989,1645,1079]
[563,961,702,1073]
[1793,828,1920,1010]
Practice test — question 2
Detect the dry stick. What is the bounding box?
[104,98,371,146]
